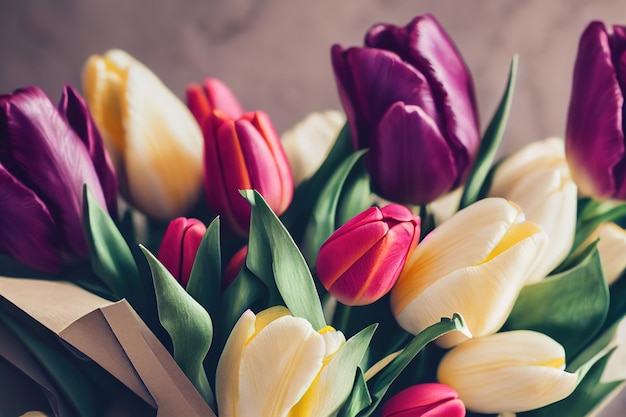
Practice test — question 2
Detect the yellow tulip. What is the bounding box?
[585,222,626,285]
[438,330,577,414]
[216,306,356,417]
[83,49,203,219]
[490,137,577,283]
[391,197,547,348]
[280,110,345,186]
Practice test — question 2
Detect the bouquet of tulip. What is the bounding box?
[3,12,626,417]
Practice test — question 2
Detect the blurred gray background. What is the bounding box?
[1,0,625,155]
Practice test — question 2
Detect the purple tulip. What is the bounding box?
[565,21,626,200]
[332,14,480,205]
[0,85,117,272]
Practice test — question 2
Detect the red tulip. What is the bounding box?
[316,204,420,306]
[157,217,206,287]
[223,245,247,289]
[382,383,466,417]
[186,78,244,125]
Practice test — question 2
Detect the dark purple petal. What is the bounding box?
[402,14,480,182]
[344,47,440,147]
[370,102,456,205]
[331,44,362,149]
[566,21,625,198]
[0,163,62,272]
[0,86,107,257]
[365,22,408,54]
[610,25,626,92]
[58,84,118,216]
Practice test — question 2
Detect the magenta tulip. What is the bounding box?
[187,78,245,126]
[0,85,117,272]
[316,204,420,306]
[565,21,626,200]
[331,14,480,205]
[202,110,293,235]
[381,383,466,417]
[157,217,206,287]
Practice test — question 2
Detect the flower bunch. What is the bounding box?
[2,12,626,417]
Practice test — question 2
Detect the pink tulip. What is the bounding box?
[157,217,206,287]
[381,383,466,417]
[186,77,245,125]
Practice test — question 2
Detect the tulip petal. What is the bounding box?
[0,86,106,257]
[589,222,626,285]
[381,383,465,417]
[370,102,456,204]
[58,84,118,216]
[438,330,577,413]
[566,21,625,198]
[216,309,256,417]
[186,78,245,126]
[0,164,61,272]
[121,60,204,219]
[237,315,325,417]
[331,45,362,149]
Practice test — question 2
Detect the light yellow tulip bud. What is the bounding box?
[281,110,345,186]
[83,49,203,219]
[391,198,548,348]
[490,137,577,283]
[585,222,626,285]
[438,330,577,414]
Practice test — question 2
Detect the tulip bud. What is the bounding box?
[584,222,626,285]
[217,306,355,417]
[391,198,548,347]
[203,111,293,235]
[223,245,248,289]
[490,138,577,283]
[280,110,345,186]
[381,383,466,417]
[157,217,206,288]
[331,14,479,205]
[316,204,420,306]
[565,21,626,200]
[83,49,204,219]
[186,77,244,125]
[438,330,577,414]
[0,86,113,272]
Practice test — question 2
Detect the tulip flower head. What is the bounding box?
[332,14,480,205]
[216,306,355,417]
[438,330,577,414]
[566,21,626,200]
[381,383,466,417]
[202,110,293,235]
[0,85,116,272]
[583,222,626,285]
[316,204,420,306]
[157,217,206,288]
[391,198,548,347]
[186,77,245,125]
[83,49,204,219]
[490,137,577,283]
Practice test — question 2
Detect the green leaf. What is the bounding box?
[242,190,327,330]
[361,314,469,416]
[337,368,372,417]
[221,265,266,340]
[82,186,147,310]
[570,200,626,256]
[140,246,215,409]
[505,245,609,357]
[519,349,623,417]
[186,217,222,323]
[459,55,519,209]
[281,123,354,242]
[302,149,368,265]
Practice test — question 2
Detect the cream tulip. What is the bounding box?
[83,49,204,219]
[216,306,358,417]
[391,197,548,347]
[490,137,577,283]
[280,110,345,186]
[585,222,626,285]
[438,330,577,414]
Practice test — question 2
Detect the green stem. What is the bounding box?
[333,302,352,332]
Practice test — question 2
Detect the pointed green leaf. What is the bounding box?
[140,246,215,409]
[302,149,368,265]
[460,55,519,209]
[337,368,372,417]
[505,246,609,357]
[242,190,326,330]
[221,264,266,340]
[361,314,469,416]
[570,200,626,256]
[186,217,222,323]
[82,186,146,310]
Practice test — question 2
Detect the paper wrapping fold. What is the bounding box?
[0,276,217,417]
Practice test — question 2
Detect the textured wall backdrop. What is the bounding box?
[1,0,625,154]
